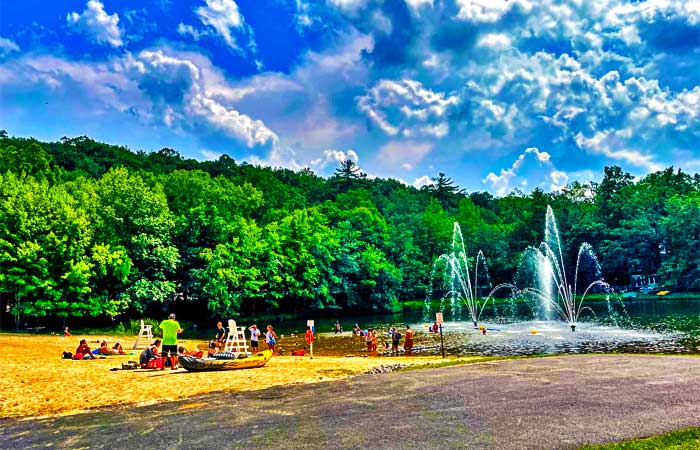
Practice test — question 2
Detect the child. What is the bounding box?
[265,325,278,354]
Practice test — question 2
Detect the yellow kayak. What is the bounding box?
[179,350,272,371]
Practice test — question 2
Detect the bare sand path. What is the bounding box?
[2,354,700,450]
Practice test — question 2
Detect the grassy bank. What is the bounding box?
[579,427,700,449]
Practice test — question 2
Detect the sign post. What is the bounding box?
[436,312,445,358]
[306,320,315,358]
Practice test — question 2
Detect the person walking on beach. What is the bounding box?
[159,313,182,370]
[404,325,414,355]
[265,325,278,354]
[249,324,261,353]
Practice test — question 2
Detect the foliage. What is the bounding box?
[0,131,698,327]
[579,427,700,450]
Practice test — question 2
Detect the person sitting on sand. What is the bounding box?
[74,339,95,360]
[139,339,161,368]
[431,322,439,333]
[99,341,117,355]
[63,327,71,337]
[178,346,204,358]
[291,346,307,356]
[112,342,126,355]
[334,321,343,334]
[207,340,218,357]
[353,324,361,336]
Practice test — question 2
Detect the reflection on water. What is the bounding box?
[273,298,700,356]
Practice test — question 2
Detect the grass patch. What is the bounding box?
[579,427,700,449]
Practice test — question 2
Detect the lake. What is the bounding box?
[268,297,700,357]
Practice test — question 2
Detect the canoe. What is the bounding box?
[179,350,273,372]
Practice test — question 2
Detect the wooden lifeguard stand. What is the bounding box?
[223,319,249,355]
[132,319,153,349]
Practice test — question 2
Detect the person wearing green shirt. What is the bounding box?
[159,313,182,370]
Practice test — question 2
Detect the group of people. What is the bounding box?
[69,313,434,369]
[211,321,279,355]
[71,339,127,360]
[357,324,415,356]
[388,326,415,355]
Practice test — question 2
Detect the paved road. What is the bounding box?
[3,354,700,450]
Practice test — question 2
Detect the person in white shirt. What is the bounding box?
[249,324,261,352]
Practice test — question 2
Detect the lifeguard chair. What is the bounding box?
[223,319,249,355]
[132,319,153,349]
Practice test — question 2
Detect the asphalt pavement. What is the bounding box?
[2,354,700,450]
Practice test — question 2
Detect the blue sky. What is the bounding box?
[0,0,698,194]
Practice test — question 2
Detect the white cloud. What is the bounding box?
[405,0,433,14]
[180,0,256,52]
[376,140,433,168]
[190,95,278,147]
[328,0,368,14]
[456,0,532,23]
[357,79,459,138]
[483,147,568,195]
[200,150,223,160]
[0,37,19,57]
[413,175,432,188]
[66,0,123,48]
[574,131,663,172]
[477,33,512,49]
[177,23,211,41]
[309,148,359,169]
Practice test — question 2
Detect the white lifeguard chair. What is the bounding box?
[132,319,153,349]
[223,319,249,355]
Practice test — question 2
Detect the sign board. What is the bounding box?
[307,320,315,327]
[435,312,444,325]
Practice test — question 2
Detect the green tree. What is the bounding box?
[94,167,179,312]
[660,192,700,290]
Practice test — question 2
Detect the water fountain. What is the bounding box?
[521,206,610,331]
[425,222,517,327]
[416,208,693,357]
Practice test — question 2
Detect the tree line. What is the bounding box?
[0,132,698,327]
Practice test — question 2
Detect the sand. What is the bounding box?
[0,333,484,418]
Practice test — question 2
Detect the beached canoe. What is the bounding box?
[179,350,273,372]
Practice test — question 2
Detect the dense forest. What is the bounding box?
[0,132,698,328]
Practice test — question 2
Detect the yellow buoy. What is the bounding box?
[530,329,538,335]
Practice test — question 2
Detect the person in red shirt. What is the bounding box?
[73,339,94,360]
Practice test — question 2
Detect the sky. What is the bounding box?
[0,0,699,194]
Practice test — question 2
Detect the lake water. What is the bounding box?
[271,298,700,357]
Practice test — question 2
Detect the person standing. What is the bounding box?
[249,324,261,353]
[214,321,227,348]
[404,325,414,355]
[265,325,278,354]
[159,313,182,370]
[391,327,401,356]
